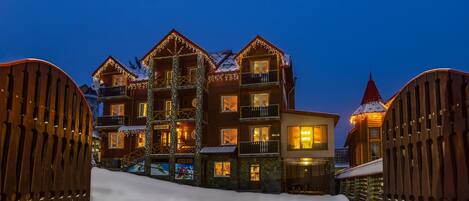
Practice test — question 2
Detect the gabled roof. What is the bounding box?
[234,35,286,65]
[361,73,382,104]
[92,56,138,80]
[140,29,216,70]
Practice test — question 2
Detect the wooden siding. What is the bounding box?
[0,59,92,201]
[383,69,469,200]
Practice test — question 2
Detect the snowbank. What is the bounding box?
[91,168,348,201]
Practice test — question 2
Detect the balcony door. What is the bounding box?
[112,74,126,86]
[251,93,269,117]
[251,126,270,153]
[110,104,124,116]
[165,100,172,117]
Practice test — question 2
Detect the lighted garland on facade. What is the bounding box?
[141,32,216,71]
[129,81,148,89]
[236,38,284,64]
[93,58,137,81]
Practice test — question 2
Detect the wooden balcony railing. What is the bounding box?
[154,110,170,121]
[153,77,171,90]
[177,75,197,87]
[241,71,278,85]
[153,108,206,122]
[152,143,195,154]
[177,108,196,120]
[97,116,127,127]
[240,105,279,120]
[239,140,279,155]
[99,86,128,97]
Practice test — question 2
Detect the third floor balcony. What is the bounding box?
[98,86,129,100]
[153,75,205,91]
[96,115,127,128]
[241,71,279,86]
[240,104,280,121]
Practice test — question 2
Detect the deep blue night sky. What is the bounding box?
[1,0,469,147]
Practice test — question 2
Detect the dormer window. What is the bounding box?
[112,75,126,86]
[252,60,269,74]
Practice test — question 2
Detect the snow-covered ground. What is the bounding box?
[91,168,348,201]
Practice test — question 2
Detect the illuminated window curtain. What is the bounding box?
[222,129,238,145]
[165,100,172,117]
[313,125,327,144]
[250,164,260,181]
[137,133,145,148]
[288,127,300,149]
[251,94,269,107]
[118,133,125,148]
[222,96,238,112]
[252,60,269,74]
[251,127,269,142]
[139,103,147,117]
[161,132,170,147]
[165,71,172,86]
[300,127,313,149]
[214,162,230,177]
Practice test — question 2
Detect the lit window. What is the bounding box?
[111,104,125,116]
[221,129,238,145]
[165,71,173,86]
[214,161,231,177]
[161,131,170,147]
[370,142,381,160]
[137,133,145,148]
[112,75,126,86]
[288,126,327,150]
[250,164,260,181]
[165,100,172,117]
[251,93,269,107]
[369,127,380,139]
[189,68,197,83]
[192,98,198,108]
[252,60,269,74]
[138,103,147,117]
[251,127,269,142]
[221,96,238,112]
[109,132,124,149]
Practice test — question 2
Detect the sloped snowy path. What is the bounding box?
[91,168,348,201]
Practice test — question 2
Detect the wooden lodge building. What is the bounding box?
[91,29,339,194]
[345,74,392,167]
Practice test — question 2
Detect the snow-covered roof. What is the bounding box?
[352,101,387,116]
[335,158,382,179]
[208,51,240,73]
[200,146,237,154]
[118,125,146,133]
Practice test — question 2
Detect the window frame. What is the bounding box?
[250,126,270,142]
[287,125,329,151]
[112,74,126,86]
[220,128,238,146]
[136,133,145,148]
[165,71,173,86]
[249,163,260,181]
[220,95,238,113]
[110,104,125,116]
[250,93,269,107]
[138,102,147,118]
[165,100,172,117]
[213,161,231,177]
[108,132,124,149]
[250,60,270,74]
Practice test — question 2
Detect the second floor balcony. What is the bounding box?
[241,71,278,86]
[240,104,280,121]
[239,140,280,155]
[96,116,127,127]
[153,108,207,122]
[99,86,129,99]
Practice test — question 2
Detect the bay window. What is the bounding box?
[288,125,327,150]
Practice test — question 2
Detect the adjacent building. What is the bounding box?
[345,74,391,167]
[91,29,339,194]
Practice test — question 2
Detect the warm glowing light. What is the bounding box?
[350,112,385,126]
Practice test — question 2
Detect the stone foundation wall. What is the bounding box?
[239,157,282,193]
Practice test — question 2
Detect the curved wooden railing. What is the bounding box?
[0,59,92,201]
[383,69,469,200]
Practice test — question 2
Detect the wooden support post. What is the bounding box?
[169,55,179,181]
[194,53,205,186]
[144,59,155,176]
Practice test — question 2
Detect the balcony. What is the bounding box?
[96,116,127,128]
[152,108,206,123]
[241,71,278,86]
[239,140,280,155]
[98,86,129,99]
[177,76,196,88]
[240,105,280,121]
[153,77,171,91]
[152,143,195,154]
